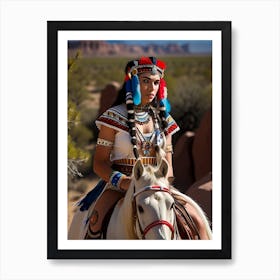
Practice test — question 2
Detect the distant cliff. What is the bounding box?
[68,40,191,57]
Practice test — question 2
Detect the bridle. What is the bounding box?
[132,185,176,239]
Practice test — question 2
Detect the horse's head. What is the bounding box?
[131,158,176,239]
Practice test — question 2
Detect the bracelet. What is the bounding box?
[109,171,125,190]
[97,138,113,147]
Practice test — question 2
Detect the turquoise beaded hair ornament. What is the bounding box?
[124,57,171,159]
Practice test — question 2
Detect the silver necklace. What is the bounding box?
[136,127,156,156]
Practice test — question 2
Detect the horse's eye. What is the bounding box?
[170,202,175,210]
[138,205,144,213]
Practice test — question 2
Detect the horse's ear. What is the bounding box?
[155,158,169,178]
[133,159,144,180]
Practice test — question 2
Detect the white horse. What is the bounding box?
[106,158,212,240]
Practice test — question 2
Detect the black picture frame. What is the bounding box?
[47,21,231,259]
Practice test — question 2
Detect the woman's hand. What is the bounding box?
[119,177,132,191]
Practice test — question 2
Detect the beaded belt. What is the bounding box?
[113,157,157,166]
[112,157,157,176]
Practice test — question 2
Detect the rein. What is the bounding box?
[133,185,175,239]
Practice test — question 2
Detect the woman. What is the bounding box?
[71,57,209,239]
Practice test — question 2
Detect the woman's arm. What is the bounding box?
[93,125,131,191]
[93,125,115,182]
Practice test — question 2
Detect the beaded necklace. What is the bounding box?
[135,111,150,125]
[134,104,151,111]
[134,105,151,125]
[135,107,162,156]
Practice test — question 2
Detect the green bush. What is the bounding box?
[68,55,94,179]
[169,75,212,137]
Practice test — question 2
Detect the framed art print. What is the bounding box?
[47,21,231,259]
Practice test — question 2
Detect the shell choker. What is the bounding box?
[134,104,151,112]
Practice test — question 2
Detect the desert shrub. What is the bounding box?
[80,107,99,128]
[68,55,94,180]
[70,124,93,147]
[169,75,212,141]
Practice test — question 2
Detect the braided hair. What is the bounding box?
[114,57,171,159]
